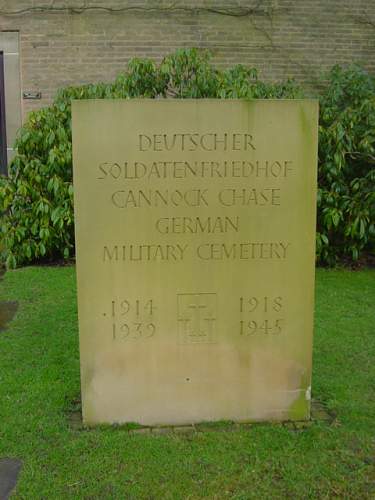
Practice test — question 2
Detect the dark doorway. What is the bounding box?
[0,51,7,176]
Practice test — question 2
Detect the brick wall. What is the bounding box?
[0,0,374,116]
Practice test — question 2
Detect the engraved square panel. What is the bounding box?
[178,293,217,344]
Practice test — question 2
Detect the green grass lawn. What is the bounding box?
[0,267,374,499]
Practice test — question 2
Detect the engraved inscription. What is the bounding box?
[102,242,290,263]
[138,132,256,152]
[104,299,156,341]
[97,160,293,180]
[155,216,239,234]
[111,189,209,209]
[239,296,284,336]
[178,293,217,344]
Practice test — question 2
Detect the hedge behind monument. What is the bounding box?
[0,49,374,268]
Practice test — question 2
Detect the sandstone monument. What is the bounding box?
[72,99,318,425]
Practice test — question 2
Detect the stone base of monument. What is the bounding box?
[67,399,336,435]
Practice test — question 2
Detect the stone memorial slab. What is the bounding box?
[0,458,22,499]
[72,99,318,425]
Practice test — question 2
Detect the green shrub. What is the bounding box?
[1,49,373,268]
[317,65,375,264]
[0,104,74,269]
[0,48,302,269]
